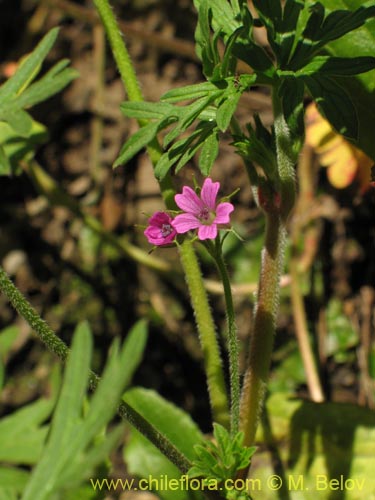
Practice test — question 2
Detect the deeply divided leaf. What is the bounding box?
[0,28,59,102]
[303,75,358,140]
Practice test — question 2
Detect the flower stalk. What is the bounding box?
[178,239,230,429]
[206,238,240,435]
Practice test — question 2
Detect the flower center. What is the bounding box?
[161,223,173,237]
[198,207,216,225]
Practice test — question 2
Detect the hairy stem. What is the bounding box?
[207,239,240,435]
[93,0,229,428]
[240,215,285,446]
[178,239,230,429]
[239,85,296,449]
[92,0,175,208]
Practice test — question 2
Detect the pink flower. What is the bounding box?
[144,211,177,246]
[172,178,234,240]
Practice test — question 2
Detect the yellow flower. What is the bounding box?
[305,103,373,191]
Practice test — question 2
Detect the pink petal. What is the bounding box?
[198,224,217,240]
[200,178,220,210]
[148,211,171,225]
[144,211,176,245]
[172,213,201,234]
[175,186,204,215]
[214,202,234,224]
[144,227,166,245]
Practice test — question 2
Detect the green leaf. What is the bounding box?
[0,367,59,464]
[319,1,375,46]
[194,0,239,40]
[163,93,220,147]
[279,0,305,65]
[289,1,375,69]
[232,38,275,77]
[279,77,305,160]
[188,423,256,485]
[322,0,375,160]
[114,121,161,167]
[161,81,223,103]
[298,55,375,76]
[13,61,78,110]
[63,321,146,452]
[0,144,11,175]
[0,326,19,359]
[124,430,190,500]
[0,28,59,102]
[252,0,282,58]
[303,75,358,139]
[123,387,203,461]
[253,0,282,28]
[0,120,48,176]
[0,467,29,495]
[216,90,241,132]
[233,119,277,181]
[3,108,33,137]
[120,101,175,120]
[198,128,219,175]
[155,121,216,180]
[196,0,221,78]
[22,321,146,500]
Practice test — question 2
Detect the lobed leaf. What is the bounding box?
[12,62,78,110]
[298,55,375,77]
[279,0,305,65]
[155,121,216,180]
[320,1,375,46]
[163,93,220,147]
[114,120,166,168]
[0,28,59,102]
[303,75,358,139]
[289,1,375,69]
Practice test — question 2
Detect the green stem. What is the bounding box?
[207,239,240,435]
[93,0,229,428]
[0,265,191,474]
[178,239,230,429]
[0,266,70,362]
[239,85,296,449]
[92,0,142,103]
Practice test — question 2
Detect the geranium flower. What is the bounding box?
[172,178,234,240]
[144,211,177,246]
